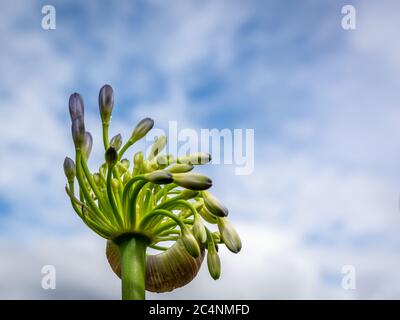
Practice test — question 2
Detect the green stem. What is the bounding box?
[102,123,109,150]
[117,235,148,300]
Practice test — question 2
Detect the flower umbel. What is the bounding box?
[63,85,241,299]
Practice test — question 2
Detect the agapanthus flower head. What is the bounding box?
[64,85,241,299]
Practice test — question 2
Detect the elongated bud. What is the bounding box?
[199,206,217,224]
[207,249,221,280]
[148,136,167,160]
[105,147,118,167]
[93,173,102,187]
[110,134,122,150]
[143,170,173,184]
[217,217,241,253]
[71,117,85,149]
[82,132,93,160]
[69,93,84,121]
[178,152,211,165]
[181,228,201,258]
[180,189,198,200]
[192,214,207,244]
[130,118,154,143]
[202,191,228,217]
[63,157,76,182]
[172,173,212,190]
[168,163,194,173]
[134,151,144,168]
[99,84,114,124]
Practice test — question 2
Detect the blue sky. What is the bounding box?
[1,0,400,299]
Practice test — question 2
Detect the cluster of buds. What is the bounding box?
[64,85,241,295]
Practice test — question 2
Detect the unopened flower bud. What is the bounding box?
[181,228,201,258]
[98,84,114,124]
[168,163,194,173]
[172,173,212,190]
[180,189,198,200]
[112,178,120,190]
[192,214,207,244]
[130,118,154,143]
[178,152,211,165]
[71,117,85,149]
[123,171,132,184]
[120,158,130,170]
[143,170,173,184]
[202,191,228,217]
[68,93,84,121]
[134,151,144,168]
[82,132,93,160]
[199,206,217,224]
[105,147,118,167]
[63,157,76,182]
[148,136,167,160]
[207,249,221,280]
[217,217,242,253]
[110,133,122,150]
[93,173,102,187]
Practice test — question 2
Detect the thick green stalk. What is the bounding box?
[118,235,148,300]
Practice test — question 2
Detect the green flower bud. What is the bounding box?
[213,231,221,243]
[82,132,93,160]
[123,171,132,184]
[134,151,144,169]
[110,133,122,150]
[155,154,169,169]
[172,173,212,190]
[105,147,118,168]
[217,217,242,253]
[120,158,130,170]
[168,163,194,173]
[93,173,102,187]
[98,84,114,124]
[148,136,167,160]
[112,178,120,190]
[143,170,173,184]
[199,206,218,224]
[130,118,154,143]
[181,228,201,258]
[180,189,198,200]
[71,117,85,149]
[178,152,211,165]
[202,191,228,217]
[207,249,221,280]
[192,214,207,244]
[63,157,76,182]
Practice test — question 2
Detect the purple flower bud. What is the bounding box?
[63,157,76,181]
[99,84,114,123]
[130,118,154,143]
[82,132,93,160]
[68,93,84,121]
[71,117,85,148]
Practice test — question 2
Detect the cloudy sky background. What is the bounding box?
[1,0,400,299]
